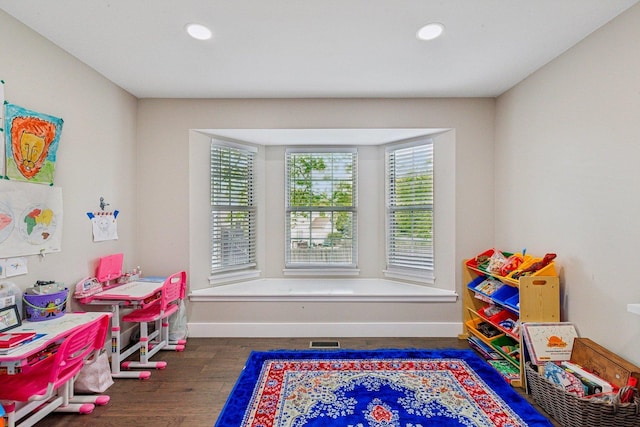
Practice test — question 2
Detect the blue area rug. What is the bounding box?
[215,348,553,427]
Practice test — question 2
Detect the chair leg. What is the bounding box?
[54,380,95,415]
[161,318,185,351]
[68,377,110,406]
[122,321,167,370]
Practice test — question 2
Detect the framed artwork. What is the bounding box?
[4,103,64,185]
[0,304,21,333]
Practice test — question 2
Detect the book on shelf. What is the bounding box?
[474,278,503,296]
[468,336,502,360]
[488,360,520,383]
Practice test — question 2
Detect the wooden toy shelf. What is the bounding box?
[460,254,560,388]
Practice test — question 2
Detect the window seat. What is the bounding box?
[189,278,457,303]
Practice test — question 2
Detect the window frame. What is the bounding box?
[284,147,358,271]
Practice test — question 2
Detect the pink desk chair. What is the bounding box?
[0,314,110,427]
[121,271,187,370]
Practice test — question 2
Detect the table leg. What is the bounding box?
[109,304,151,380]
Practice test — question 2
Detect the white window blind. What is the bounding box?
[386,141,433,274]
[285,149,357,268]
[210,142,257,274]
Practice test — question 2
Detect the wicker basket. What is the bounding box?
[525,362,640,427]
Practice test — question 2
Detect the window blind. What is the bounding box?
[386,141,433,273]
[285,149,357,268]
[210,142,257,273]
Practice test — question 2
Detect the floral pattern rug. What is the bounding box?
[215,349,553,427]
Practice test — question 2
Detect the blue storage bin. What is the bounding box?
[492,285,518,306]
[466,276,486,292]
[505,293,520,314]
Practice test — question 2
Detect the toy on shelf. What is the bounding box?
[512,253,556,279]
[499,254,524,276]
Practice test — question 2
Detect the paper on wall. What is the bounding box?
[0,79,5,178]
[89,211,119,242]
[4,257,27,277]
[0,180,63,258]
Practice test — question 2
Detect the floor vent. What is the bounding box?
[309,340,340,349]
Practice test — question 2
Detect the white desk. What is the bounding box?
[0,312,109,375]
[0,312,111,427]
[79,279,165,379]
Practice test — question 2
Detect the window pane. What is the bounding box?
[211,143,256,273]
[386,141,433,272]
[286,150,357,268]
[388,209,433,269]
[288,211,354,265]
[211,209,256,269]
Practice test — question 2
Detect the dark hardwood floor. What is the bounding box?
[28,337,560,427]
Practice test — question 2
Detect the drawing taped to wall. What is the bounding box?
[87,210,119,242]
[0,180,63,258]
[4,103,63,185]
[1,257,28,277]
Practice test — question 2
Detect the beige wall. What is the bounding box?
[6,1,640,359]
[6,1,638,358]
[0,11,138,295]
[495,3,640,364]
[137,98,496,327]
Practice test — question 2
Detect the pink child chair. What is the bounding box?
[0,314,110,427]
[121,271,187,371]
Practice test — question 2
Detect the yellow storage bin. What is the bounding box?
[465,318,505,346]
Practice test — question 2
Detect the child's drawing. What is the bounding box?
[4,103,64,185]
[0,180,62,258]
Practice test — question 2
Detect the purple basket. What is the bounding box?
[23,288,68,321]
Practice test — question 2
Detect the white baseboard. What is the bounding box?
[187,322,463,338]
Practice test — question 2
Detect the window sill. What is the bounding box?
[191,278,457,303]
[209,269,261,286]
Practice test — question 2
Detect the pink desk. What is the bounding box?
[78,279,165,379]
[0,312,111,427]
[0,312,109,375]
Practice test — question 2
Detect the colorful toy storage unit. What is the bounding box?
[460,249,560,388]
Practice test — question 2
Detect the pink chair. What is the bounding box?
[0,314,110,427]
[121,271,187,370]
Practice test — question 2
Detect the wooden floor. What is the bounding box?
[29,337,560,427]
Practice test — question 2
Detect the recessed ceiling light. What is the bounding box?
[416,23,445,41]
[186,23,212,41]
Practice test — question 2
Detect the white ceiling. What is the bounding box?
[1,0,638,100]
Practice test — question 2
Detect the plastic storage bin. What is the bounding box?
[23,286,68,322]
